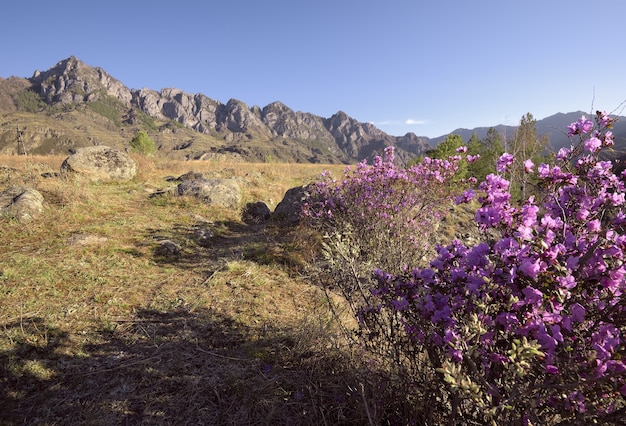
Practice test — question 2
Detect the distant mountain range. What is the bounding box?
[1,56,624,163]
[432,111,626,156]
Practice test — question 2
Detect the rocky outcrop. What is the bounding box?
[60,146,137,181]
[31,56,132,105]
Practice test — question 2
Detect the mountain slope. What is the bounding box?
[0,57,430,163]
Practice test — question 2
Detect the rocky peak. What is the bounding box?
[216,99,270,137]
[325,111,393,158]
[30,56,131,105]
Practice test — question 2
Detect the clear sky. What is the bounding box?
[1,0,625,138]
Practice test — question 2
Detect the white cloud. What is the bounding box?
[405,119,428,125]
[370,119,428,126]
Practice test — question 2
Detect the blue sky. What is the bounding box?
[1,0,625,138]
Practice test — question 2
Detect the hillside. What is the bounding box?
[0,57,430,164]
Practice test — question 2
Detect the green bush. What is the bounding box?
[88,95,122,125]
[129,131,157,155]
[16,90,44,113]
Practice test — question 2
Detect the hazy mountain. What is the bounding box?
[430,111,626,159]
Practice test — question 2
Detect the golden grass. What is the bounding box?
[0,154,370,425]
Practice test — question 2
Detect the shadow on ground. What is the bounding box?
[0,219,371,425]
[1,306,366,425]
[146,219,314,277]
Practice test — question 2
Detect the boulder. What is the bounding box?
[193,226,215,247]
[177,177,241,209]
[61,146,136,182]
[0,186,45,221]
[242,201,271,224]
[154,239,181,258]
[273,185,312,224]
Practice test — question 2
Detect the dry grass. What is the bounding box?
[0,154,376,425]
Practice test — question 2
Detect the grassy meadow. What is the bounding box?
[0,154,378,425]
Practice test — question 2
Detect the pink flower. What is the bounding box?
[556,147,572,161]
[496,153,514,173]
[584,137,602,153]
[523,159,535,173]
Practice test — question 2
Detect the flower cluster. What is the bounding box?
[365,112,626,423]
[303,146,468,360]
[304,146,465,272]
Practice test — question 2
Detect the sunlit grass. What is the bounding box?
[1,154,366,424]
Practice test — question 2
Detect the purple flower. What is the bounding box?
[557,275,576,290]
[584,136,602,153]
[603,130,614,147]
[570,303,586,323]
[522,286,543,305]
[538,163,550,178]
[496,153,515,173]
[524,159,535,173]
[587,219,601,232]
[519,258,541,279]
[521,203,539,227]
[455,189,475,204]
[392,297,409,311]
[568,116,594,135]
[432,305,452,323]
[545,365,559,375]
[556,147,572,161]
[496,312,519,331]
[476,206,504,227]
[596,111,612,127]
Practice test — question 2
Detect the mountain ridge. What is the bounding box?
[1,56,430,163]
[1,56,624,163]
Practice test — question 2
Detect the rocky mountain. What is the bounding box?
[2,56,625,164]
[0,57,430,163]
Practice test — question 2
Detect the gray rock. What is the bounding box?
[32,56,132,105]
[273,185,312,224]
[0,186,45,221]
[61,146,137,182]
[177,178,241,209]
[14,56,435,163]
[242,201,271,224]
[193,227,215,247]
[177,171,204,181]
[154,240,181,257]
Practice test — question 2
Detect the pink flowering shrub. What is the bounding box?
[303,146,464,320]
[364,111,625,424]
